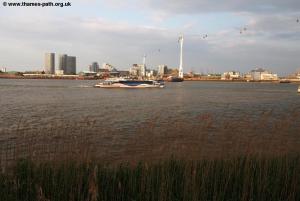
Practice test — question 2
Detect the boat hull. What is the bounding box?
[94,80,165,88]
[94,84,164,88]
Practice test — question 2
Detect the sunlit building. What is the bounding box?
[129,64,146,77]
[250,68,278,81]
[58,54,68,74]
[221,71,241,80]
[158,65,168,77]
[44,53,55,74]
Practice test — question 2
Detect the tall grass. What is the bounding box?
[0,110,300,200]
[0,156,299,201]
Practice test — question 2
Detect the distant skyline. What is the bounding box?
[0,0,300,75]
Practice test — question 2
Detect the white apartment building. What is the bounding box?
[250,68,278,81]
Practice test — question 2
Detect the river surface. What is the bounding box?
[0,79,300,164]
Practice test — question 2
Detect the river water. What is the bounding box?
[0,79,300,164]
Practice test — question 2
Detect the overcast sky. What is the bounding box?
[0,0,300,75]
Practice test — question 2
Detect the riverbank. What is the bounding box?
[1,74,300,83]
[1,155,299,201]
[0,74,100,80]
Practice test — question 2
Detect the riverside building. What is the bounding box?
[58,54,76,75]
[250,68,278,81]
[158,65,168,77]
[89,62,99,72]
[44,53,55,74]
[221,71,241,80]
[58,54,68,74]
[66,56,76,75]
[130,64,146,77]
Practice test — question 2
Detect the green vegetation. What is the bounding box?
[1,155,299,201]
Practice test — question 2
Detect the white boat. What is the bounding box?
[94,79,165,88]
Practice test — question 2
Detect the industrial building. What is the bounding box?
[44,53,55,74]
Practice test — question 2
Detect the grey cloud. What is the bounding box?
[138,0,300,14]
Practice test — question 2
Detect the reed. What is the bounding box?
[0,155,299,201]
[0,109,300,200]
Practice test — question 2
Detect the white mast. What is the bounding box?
[178,34,184,78]
[141,54,147,77]
[143,54,146,66]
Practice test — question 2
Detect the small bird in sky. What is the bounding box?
[240,27,247,34]
[297,18,299,23]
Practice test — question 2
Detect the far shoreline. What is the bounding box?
[1,74,300,83]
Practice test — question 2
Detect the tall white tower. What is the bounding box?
[140,54,147,77]
[178,34,184,78]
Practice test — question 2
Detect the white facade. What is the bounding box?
[158,65,168,76]
[55,70,64,75]
[221,71,240,80]
[250,68,278,81]
[44,53,55,74]
[1,67,6,73]
[146,70,156,78]
[129,64,146,77]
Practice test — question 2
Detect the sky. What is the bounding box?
[0,0,300,75]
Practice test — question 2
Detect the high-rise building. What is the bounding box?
[66,56,76,75]
[58,54,68,73]
[44,53,55,74]
[89,62,99,72]
[158,65,168,76]
[57,54,76,75]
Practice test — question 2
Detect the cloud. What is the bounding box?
[122,0,300,14]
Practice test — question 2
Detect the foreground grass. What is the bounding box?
[0,155,299,201]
